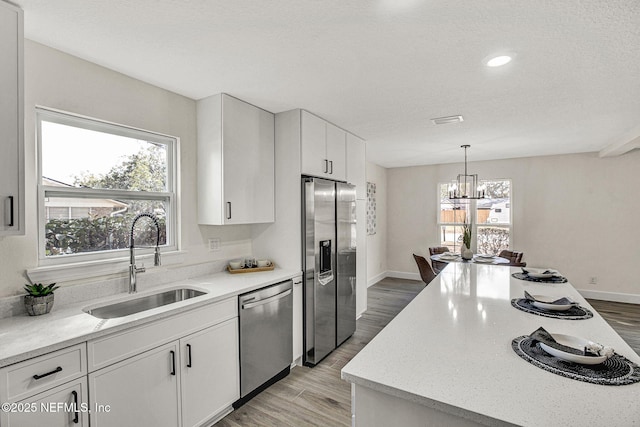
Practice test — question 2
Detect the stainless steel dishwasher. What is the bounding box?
[235,279,293,407]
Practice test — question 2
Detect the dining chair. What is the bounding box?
[498,250,527,267]
[413,254,437,285]
[428,246,450,274]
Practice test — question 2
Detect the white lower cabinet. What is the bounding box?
[88,317,239,427]
[3,377,89,427]
[88,341,181,427]
[180,318,239,427]
[0,343,88,427]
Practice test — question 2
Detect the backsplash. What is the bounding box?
[0,260,228,319]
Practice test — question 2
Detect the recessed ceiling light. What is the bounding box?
[431,115,464,125]
[486,55,512,67]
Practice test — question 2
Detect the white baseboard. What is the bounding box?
[367,271,388,287]
[387,271,421,281]
[578,289,640,305]
[356,308,366,320]
[367,270,423,286]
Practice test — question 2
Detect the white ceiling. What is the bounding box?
[15,0,640,167]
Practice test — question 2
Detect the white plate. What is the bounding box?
[439,254,459,259]
[539,333,607,365]
[530,294,573,311]
[474,257,494,263]
[476,254,495,259]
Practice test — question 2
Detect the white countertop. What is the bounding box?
[341,263,640,426]
[0,268,299,368]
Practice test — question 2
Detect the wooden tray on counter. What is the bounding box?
[227,264,275,274]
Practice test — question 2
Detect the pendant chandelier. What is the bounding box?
[448,145,486,200]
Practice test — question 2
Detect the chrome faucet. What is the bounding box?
[129,213,161,293]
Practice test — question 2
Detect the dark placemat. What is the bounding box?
[511,298,593,320]
[512,335,640,385]
[512,272,568,283]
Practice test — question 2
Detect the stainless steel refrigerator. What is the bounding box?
[302,177,357,366]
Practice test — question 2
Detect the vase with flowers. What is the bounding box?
[461,222,473,260]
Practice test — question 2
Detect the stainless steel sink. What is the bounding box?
[84,288,207,319]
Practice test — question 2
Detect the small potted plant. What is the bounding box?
[24,283,59,316]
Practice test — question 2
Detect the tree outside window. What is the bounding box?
[38,109,177,261]
[438,180,511,254]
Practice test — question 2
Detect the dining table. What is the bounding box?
[430,252,511,265]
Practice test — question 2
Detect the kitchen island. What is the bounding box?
[341,263,640,426]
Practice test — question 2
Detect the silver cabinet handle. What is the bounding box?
[323,159,328,173]
[5,196,14,227]
[329,160,333,174]
[242,289,291,309]
[226,202,232,219]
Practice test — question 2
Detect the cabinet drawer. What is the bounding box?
[0,343,87,403]
[88,298,237,372]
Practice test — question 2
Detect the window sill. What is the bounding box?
[26,250,187,284]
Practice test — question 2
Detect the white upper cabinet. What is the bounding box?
[300,110,346,181]
[300,111,327,177]
[0,1,24,236]
[346,133,366,200]
[326,123,346,179]
[197,93,275,225]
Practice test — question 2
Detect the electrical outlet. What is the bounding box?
[589,276,597,285]
[208,238,221,252]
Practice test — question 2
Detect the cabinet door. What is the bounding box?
[222,94,275,224]
[0,1,23,235]
[300,111,328,177]
[2,378,88,427]
[180,318,239,427]
[88,342,180,427]
[346,133,366,199]
[326,123,346,181]
[292,275,303,364]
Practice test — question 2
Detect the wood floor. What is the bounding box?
[215,277,425,427]
[587,299,640,354]
[216,278,640,427]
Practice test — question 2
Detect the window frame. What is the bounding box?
[437,179,512,253]
[36,107,179,266]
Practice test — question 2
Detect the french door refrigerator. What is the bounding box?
[302,177,357,366]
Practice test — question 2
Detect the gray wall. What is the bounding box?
[0,40,251,297]
[366,162,387,286]
[385,150,640,300]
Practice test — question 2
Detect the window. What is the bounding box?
[37,108,177,263]
[438,180,511,254]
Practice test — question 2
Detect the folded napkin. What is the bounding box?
[529,327,614,358]
[521,268,560,277]
[440,253,459,258]
[524,291,577,306]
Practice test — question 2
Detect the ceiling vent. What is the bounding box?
[431,115,464,125]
